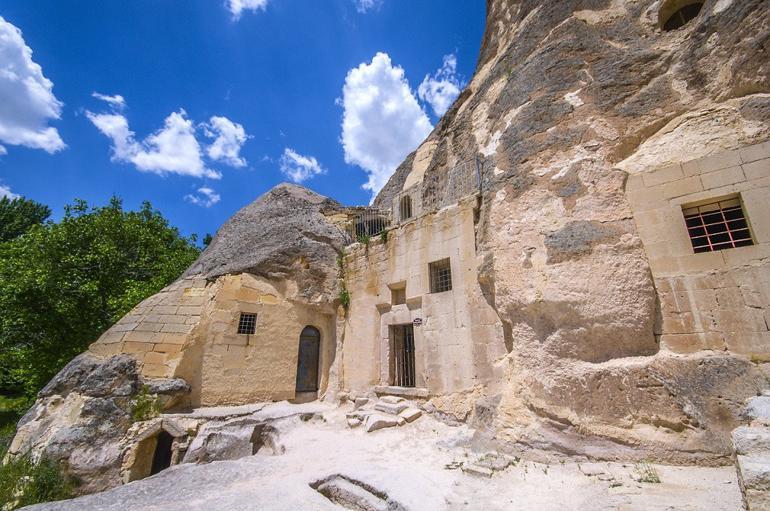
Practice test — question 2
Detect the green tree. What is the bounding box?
[203,233,213,247]
[0,197,200,398]
[0,196,51,242]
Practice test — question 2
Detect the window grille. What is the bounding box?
[237,313,257,334]
[393,324,415,388]
[399,195,412,222]
[429,258,452,293]
[682,198,753,253]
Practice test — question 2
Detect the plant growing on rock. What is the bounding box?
[130,385,161,422]
[0,450,73,510]
[339,288,351,310]
[634,462,661,483]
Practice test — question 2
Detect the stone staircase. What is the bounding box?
[345,395,423,432]
[733,391,770,510]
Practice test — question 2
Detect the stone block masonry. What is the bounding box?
[627,142,770,360]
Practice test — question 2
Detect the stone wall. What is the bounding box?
[88,278,211,379]
[627,142,770,359]
[89,273,337,407]
[341,195,506,397]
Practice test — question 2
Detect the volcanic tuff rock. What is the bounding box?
[9,354,189,494]
[375,0,770,461]
[184,183,348,303]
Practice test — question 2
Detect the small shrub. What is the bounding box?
[634,462,661,483]
[130,385,161,422]
[0,452,74,510]
[356,234,370,247]
[379,230,388,244]
[339,288,351,310]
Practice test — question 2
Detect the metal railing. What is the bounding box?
[345,207,391,240]
[391,156,486,226]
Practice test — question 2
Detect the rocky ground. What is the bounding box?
[25,400,744,511]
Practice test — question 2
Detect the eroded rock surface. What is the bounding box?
[184,183,348,302]
[10,354,189,494]
[372,0,770,462]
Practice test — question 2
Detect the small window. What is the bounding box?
[661,2,703,31]
[399,195,412,222]
[237,313,257,334]
[390,283,406,305]
[682,197,754,253]
[429,258,452,293]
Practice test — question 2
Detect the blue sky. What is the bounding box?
[0,0,484,240]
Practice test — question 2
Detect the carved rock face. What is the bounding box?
[374,0,769,460]
[184,183,348,304]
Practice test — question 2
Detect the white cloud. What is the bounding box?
[0,183,18,199]
[340,52,433,198]
[92,92,126,110]
[418,54,463,117]
[0,17,65,154]
[0,145,6,155]
[354,0,383,13]
[204,116,249,168]
[86,108,221,179]
[227,0,269,19]
[185,186,221,208]
[279,148,325,183]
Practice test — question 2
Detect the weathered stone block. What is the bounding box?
[743,158,770,181]
[161,323,194,334]
[701,166,745,189]
[642,164,683,187]
[697,150,742,174]
[662,176,703,199]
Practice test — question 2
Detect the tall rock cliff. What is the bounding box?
[376,0,769,462]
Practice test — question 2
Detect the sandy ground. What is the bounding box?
[26,402,743,511]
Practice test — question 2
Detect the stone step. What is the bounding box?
[745,396,770,424]
[733,426,770,455]
[374,401,409,415]
[462,463,494,478]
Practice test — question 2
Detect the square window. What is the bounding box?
[682,197,754,253]
[429,258,452,293]
[390,284,406,305]
[237,313,257,335]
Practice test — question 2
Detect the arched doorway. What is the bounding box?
[295,326,320,394]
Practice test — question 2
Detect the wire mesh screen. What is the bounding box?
[346,208,391,239]
[389,157,485,225]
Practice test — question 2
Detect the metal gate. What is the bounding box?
[296,326,320,393]
[393,324,415,388]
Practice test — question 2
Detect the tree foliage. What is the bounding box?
[0,197,200,397]
[0,196,51,242]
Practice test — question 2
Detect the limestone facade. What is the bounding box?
[627,142,770,359]
[341,195,506,396]
[90,273,336,407]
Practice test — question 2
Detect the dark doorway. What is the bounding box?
[296,326,321,393]
[150,431,174,476]
[393,324,415,387]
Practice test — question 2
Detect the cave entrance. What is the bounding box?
[150,430,174,476]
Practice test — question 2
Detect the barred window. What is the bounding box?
[399,195,412,222]
[429,258,452,293]
[683,198,754,253]
[237,313,257,334]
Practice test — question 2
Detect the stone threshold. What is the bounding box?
[374,385,429,399]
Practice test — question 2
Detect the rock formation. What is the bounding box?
[8,0,770,499]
